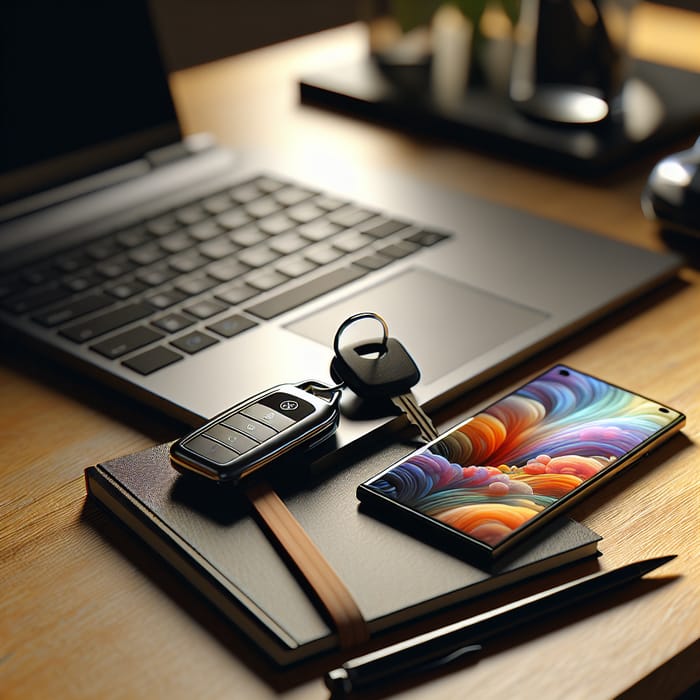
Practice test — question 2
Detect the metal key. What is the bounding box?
[331,312,439,443]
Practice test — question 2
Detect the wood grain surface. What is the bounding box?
[1,4,698,699]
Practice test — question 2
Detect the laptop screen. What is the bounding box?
[0,0,180,207]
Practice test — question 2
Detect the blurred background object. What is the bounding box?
[298,1,700,174]
[510,0,637,125]
[643,136,700,261]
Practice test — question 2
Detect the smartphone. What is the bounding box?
[357,366,685,560]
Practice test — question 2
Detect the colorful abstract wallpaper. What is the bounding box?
[364,367,679,548]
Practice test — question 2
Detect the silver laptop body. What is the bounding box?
[0,1,680,448]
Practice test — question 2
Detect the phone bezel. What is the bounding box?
[357,365,686,561]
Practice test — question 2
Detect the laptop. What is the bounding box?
[0,0,682,449]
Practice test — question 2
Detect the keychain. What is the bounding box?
[330,311,439,443]
[170,311,437,484]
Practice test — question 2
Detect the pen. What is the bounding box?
[325,555,676,695]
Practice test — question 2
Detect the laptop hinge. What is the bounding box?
[146,133,217,168]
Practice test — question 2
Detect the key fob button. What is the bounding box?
[204,424,258,454]
[241,402,295,432]
[259,392,315,421]
[222,413,277,442]
[185,434,239,464]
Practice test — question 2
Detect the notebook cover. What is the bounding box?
[85,440,601,665]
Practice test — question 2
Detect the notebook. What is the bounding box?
[84,440,602,665]
[0,0,682,451]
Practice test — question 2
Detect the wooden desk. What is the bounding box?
[2,4,698,698]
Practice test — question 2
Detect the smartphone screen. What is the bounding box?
[358,366,684,558]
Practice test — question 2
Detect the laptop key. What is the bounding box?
[354,252,392,271]
[188,219,223,241]
[216,208,251,231]
[246,270,289,292]
[230,182,263,203]
[145,288,187,309]
[275,255,317,278]
[95,257,136,279]
[207,314,257,338]
[129,242,167,266]
[175,274,218,296]
[90,325,164,359]
[245,196,282,219]
[59,301,155,342]
[175,204,207,225]
[86,239,121,261]
[377,240,419,259]
[229,224,268,248]
[206,257,250,282]
[287,202,325,223]
[63,271,103,293]
[159,231,195,253]
[358,217,410,239]
[215,282,259,305]
[183,299,228,319]
[313,194,346,211]
[55,252,91,274]
[305,244,344,265]
[135,264,178,287]
[22,265,54,286]
[122,346,183,375]
[238,245,280,269]
[169,251,209,273]
[202,193,234,215]
[404,228,451,247]
[274,185,315,206]
[152,312,195,333]
[115,225,152,248]
[269,232,308,255]
[105,279,147,300]
[253,176,285,193]
[146,214,179,237]
[297,218,342,242]
[32,293,114,327]
[246,265,366,320]
[4,284,71,315]
[199,236,239,260]
[258,213,295,236]
[171,330,219,354]
[327,205,376,228]
[332,230,373,253]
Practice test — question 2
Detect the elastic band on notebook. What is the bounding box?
[246,482,369,649]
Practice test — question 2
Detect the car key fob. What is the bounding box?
[170,381,341,484]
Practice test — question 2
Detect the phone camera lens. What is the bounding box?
[659,407,670,413]
[559,369,570,376]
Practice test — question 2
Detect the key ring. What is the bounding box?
[333,311,389,357]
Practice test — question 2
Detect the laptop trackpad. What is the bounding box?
[286,268,549,385]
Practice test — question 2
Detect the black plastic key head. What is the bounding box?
[331,337,420,399]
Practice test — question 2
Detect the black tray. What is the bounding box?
[300,58,700,175]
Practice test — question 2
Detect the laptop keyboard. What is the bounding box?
[2,174,450,375]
